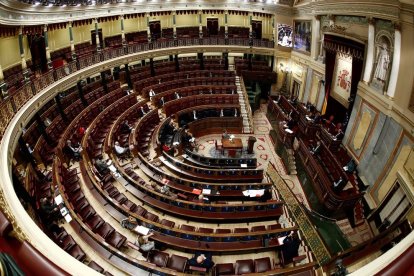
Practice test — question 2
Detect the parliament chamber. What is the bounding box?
[0,0,414,275]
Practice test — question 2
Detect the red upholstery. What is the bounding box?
[0,210,13,236]
[254,257,272,273]
[86,215,105,231]
[160,219,175,228]
[68,244,86,261]
[144,212,159,222]
[251,225,266,232]
[235,259,254,275]
[215,229,231,234]
[88,261,104,273]
[213,263,235,276]
[96,223,115,239]
[134,205,147,216]
[180,224,196,231]
[167,254,188,272]
[14,241,68,276]
[268,224,281,230]
[107,231,127,249]
[78,205,96,221]
[234,228,248,233]
[199,227,214,233]
[58,235,76,251]
[148,250,169,267]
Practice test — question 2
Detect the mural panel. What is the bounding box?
[293,20,312,54]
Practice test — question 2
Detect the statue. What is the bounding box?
[373,43,390,83]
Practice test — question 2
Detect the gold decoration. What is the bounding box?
[267,163,331,265]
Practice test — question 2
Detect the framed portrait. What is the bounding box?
[277,24,293,47]
[293,20,312,54]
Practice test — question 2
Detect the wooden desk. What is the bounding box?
[222,138,243,150]
[222,138,243,157]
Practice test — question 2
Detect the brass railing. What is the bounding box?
[267,162,331,266]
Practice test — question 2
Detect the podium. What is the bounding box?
[247,136,257,154]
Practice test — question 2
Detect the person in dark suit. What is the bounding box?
[281,231,300,265]
[310,141,321,155]
[188,252,214,270]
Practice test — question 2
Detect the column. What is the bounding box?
[19,26,29,81]
[146,13,151,43]
[223,52,229,70]
[363,17,375,83]
[149,58,155,77]
[172,11,177,39]
[272,15,276,46]
[77,81,88,106]
[174,54,179,72]
[313,15,321,60]
[101,71,108,93]
[68,21,76,60]
[124,64,132,89]
[248,12,253,45]
[94,19,101,52]
[224,10,229,39]
[386,23,401,98]
[120,15,127,47]
[198,10,203,39]
[55,94,68,122]
[44,25,52,69]
[198,53,204,70]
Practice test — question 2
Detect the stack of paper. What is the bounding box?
[134,225,150,235]
[202,189,211,195]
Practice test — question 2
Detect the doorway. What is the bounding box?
[292,80,301,98]
[251,20,262,39]
[207,18,219,36]
[91,29,103,48]
[28,34,47,73]
[149,21,161,40]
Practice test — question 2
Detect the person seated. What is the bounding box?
[114,141,128,156]
[343,159,356,173]
[39,197,60,222]
[149,89,155,100]
[193,110,198,120]
[333,177,344,191]
[324,115,335,129]
[140,106,147,116]
[313,112,322,124]
[274,94,281,103]
[334,130,344,140]
[174,92,180,99]
[159,97,165,106]
[310,141,321,155]
[286,118,295,129]
[77,126,86,140]
[121,216,138,230]
[188,252,215,270]
[95,157,109,175]
[162,144,173,155]
[120,120,132,134]
[135,232,155,252]
[65,140,82,161]
[222,129,230,139]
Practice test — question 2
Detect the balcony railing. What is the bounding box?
[0,37,274,140]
